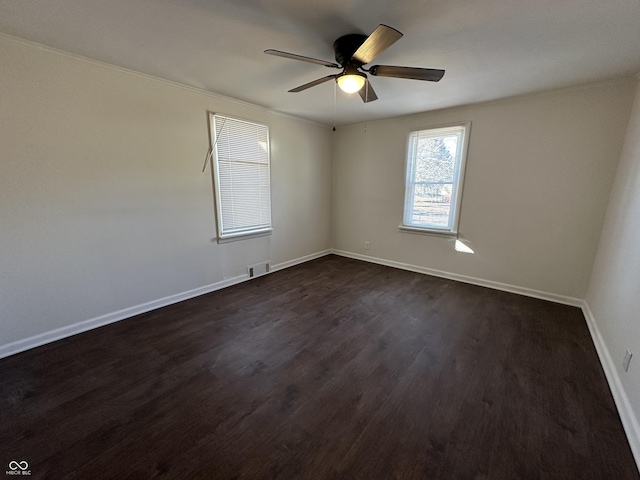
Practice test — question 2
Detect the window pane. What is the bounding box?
[415,134,458,182]
[411,183,453,227]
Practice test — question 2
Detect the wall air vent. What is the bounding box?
[247,262,270,278]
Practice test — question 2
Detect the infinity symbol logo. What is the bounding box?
[8,461,29,470]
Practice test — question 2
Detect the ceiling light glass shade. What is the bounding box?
[337,74,365,93]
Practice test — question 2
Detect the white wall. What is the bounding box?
[332,80,636,299]
[0,36,332,349]
[586,81,640,436]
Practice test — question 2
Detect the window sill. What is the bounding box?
[217,228,272,244]
[398,225,457,238]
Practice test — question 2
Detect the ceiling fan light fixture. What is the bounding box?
[266,24,444,103]
[337,73,365,93]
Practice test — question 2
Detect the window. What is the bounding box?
[209,113,272,242]
[401,123,470,235]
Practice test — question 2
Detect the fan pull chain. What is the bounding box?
[364,78,368,134]
[333,81,337,132]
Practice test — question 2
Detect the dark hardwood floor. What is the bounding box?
[1,255,638,479]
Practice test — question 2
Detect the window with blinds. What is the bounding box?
[210,113,272,241]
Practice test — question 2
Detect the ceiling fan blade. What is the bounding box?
[352,24,403,65]
[264,49,340,68]
[358,79,378,103]
[288,75,339,93]
[369,65,445,82]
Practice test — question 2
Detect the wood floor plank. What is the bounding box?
[0,255,637,479]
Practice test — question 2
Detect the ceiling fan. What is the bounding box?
[264,24,445,103]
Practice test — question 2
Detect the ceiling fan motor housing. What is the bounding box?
[333,34,368,67]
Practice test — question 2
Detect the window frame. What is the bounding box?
[399,121,471,237]
[209,112,273,243]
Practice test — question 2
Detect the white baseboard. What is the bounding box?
[270,249,332,272]
[581,302,640,470]
[0,274,248,360]
[0,249,332,360]
[331,249,583,307]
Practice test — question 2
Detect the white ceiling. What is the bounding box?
[1,0,639,125]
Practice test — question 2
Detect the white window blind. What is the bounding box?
[210,113,272,240]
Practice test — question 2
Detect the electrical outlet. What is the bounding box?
[364,241,370,250]
[623,348,633,372]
